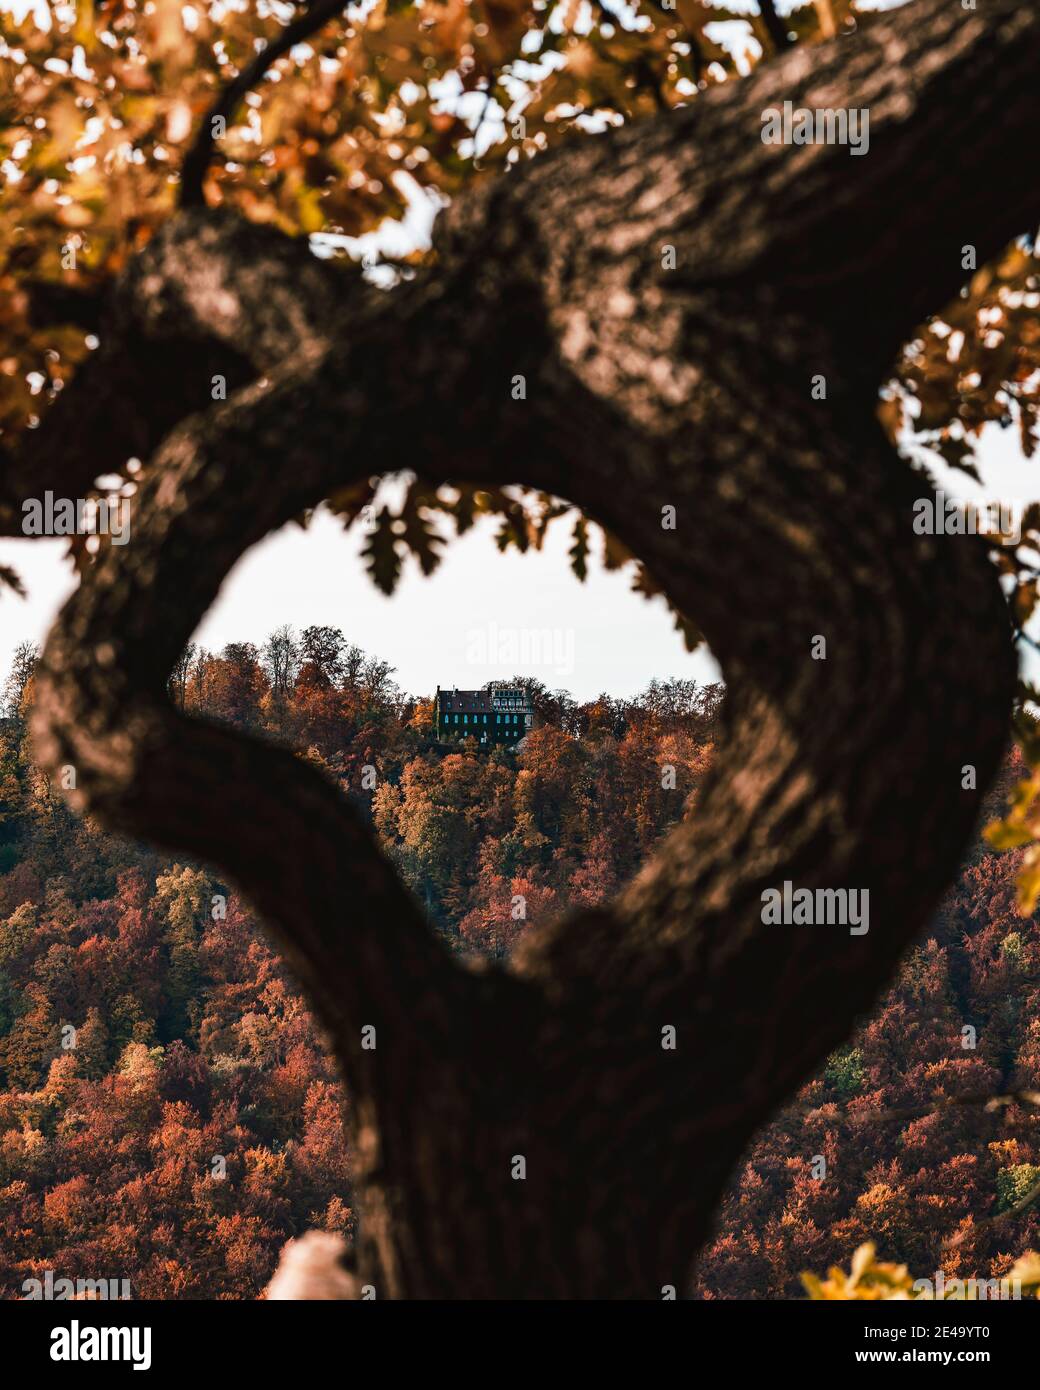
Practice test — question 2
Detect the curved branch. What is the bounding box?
[0,210,349,536]
[179,0,349,209]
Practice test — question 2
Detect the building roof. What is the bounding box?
[436,688,532,713]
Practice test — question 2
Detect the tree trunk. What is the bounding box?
[24,0,1036,1296]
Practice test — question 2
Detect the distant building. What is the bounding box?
[434,686,534,747]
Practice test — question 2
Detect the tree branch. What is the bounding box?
[0,211,349,536]
[22,279,105,332]
[179,0,349,209]
[757,0,792,52]
[31,0,1034,1296]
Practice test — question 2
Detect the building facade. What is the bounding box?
[434,686,535,747]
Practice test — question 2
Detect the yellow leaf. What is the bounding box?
[1017,844,1040,914]
[1008,1252,1040,1288]
[984,820,1034,851]
[850,1241,876,1285]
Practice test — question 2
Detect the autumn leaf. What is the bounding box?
[0,563,26,598]
[569,515,589,582]
[361,505,402,595]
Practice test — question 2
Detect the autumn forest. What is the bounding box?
[0,629,1037,1298]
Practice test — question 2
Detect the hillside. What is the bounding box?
[0,632,1036,1298]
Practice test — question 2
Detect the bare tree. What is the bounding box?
[360,656,398,710]
[190,647,213,713]
[339,643,368,690]
[262,624,301,700]
[21,0,1032,1296]
[2,641,38,719]
[168,642,197,712]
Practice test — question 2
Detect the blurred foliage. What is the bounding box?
[0,3,1035,482]
[0,0,758,445]
[985,706,1040,912]
[2,1,1036,583]
[802,1242,1040,1300]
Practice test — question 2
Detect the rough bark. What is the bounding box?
[22,0,1037,1296]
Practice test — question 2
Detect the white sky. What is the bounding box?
[0,503,720,702]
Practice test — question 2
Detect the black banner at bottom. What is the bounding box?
[6,1296,1036,1375]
